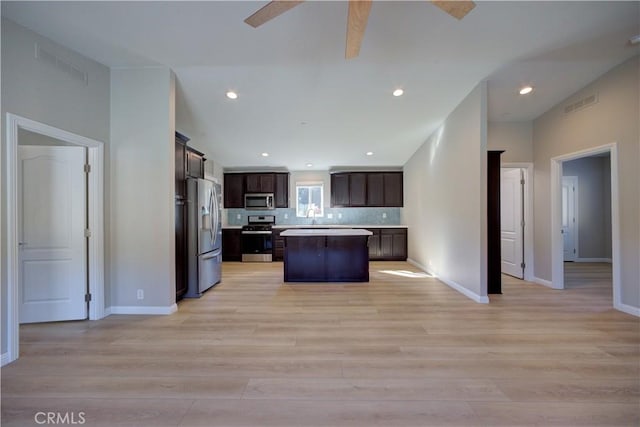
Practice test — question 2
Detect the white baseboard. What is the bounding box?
[407,258,489,304]
[532,276,555,288]
[1,352,11,367]
[109,304,177,315]
[103,306,112,316]
[614,302,640,317]
[575,258,612,263]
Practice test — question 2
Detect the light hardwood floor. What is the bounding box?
[2,261,639,426]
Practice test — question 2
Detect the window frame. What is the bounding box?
[295,181,324,218]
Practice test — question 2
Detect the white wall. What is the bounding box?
[563,156,612,260]
[533,56,639,309]
[110,67,176,310]
[1,18,110,354]
[403,82,488,302]
[487,121,533,163]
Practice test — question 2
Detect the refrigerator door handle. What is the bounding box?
[201,250,218,261]
[209,188,214,241]
[212,186,219,242]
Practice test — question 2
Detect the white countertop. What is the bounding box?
[272,224,407,229]
[280,228,373,237]
[223,225,407,230]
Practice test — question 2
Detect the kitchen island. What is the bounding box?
[280,229,373,282]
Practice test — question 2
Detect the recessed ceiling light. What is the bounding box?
[306,163,313,167]
[392,89,404,97]
[261,152,269,157]
[519,86,534,95]
[226,91,238,99]
[366,151,374,156]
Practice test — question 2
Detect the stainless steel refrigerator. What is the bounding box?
[185,178,222,298]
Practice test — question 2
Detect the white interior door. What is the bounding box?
[500,168,524,278]
[18,145,87,323]
[562,176,578,261]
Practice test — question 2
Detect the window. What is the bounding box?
[296,182,324,217]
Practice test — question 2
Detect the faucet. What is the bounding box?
[306,208,317,226]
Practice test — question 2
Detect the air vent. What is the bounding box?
[564,93,598,115]
[35,43,88,85]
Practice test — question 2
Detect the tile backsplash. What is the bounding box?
[226,207,401,226]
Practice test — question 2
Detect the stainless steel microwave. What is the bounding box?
[244,193,275,210]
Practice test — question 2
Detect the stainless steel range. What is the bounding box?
[241,215,275,262]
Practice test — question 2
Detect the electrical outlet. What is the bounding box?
[137,289,144,300]
[382,212,387,219]
[236,214,241,220]
[327,213,333,219]
[284,213,288,219]
[338,213,342,219]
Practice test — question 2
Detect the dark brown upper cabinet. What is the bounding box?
[383,172,403,207]
[349,173,367,207]
[275,173,289,208]
[331,173,351,207]
[330,171,403,207]
[186,147,205,179]
[223,173,245,208]
[224,172,289,209]
[366,173,384,207]
[246,173,275,193]
[175,136,187,199]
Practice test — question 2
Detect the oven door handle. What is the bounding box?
[241,231,273,235]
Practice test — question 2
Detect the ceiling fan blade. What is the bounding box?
[345,0,373,59]
[244,1,305,28]
[431,1,476,20]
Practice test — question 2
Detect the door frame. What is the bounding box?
[502,163,534,282]
[5,113,105,365]
[550,143,620,308]
[561,175,579,262]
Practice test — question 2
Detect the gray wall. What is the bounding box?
[110,67,176,309]
[402,82,488,300]
[563,155,612,260]
[533,56,639,309]
[487,121,533,163]
[1,18,110,355]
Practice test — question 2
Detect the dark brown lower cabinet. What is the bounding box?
[222,229,242,261]
[368,228,407,261]
[175,199,187,300]
[272,229,285,261]
[488,151,504,294]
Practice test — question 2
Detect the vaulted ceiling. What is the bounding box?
[2,1,638,169]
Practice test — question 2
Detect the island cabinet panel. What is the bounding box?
[246,173,275,193]
[222,229,242,261]
[326,236,369,281]
[383,172,403,207]
[275,173,289,208]
[224,174,245,208]
[349,173,367,206]
[284,236,326,281]
[366,173,384,206]
[331,174,351,207]
[283,233,370,282]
